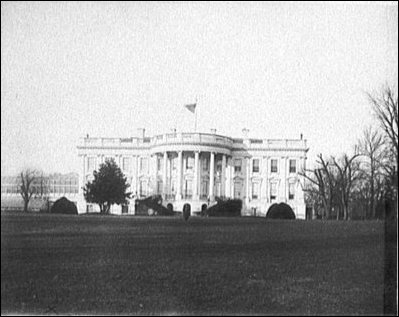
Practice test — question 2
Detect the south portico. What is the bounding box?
[151,148,231,214]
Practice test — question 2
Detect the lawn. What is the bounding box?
[1,212,386,315]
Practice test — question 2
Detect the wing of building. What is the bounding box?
[1,173,79,212]
[77,131,309,219]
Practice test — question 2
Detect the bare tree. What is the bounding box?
[332,151,362,220]
[358,126,386,219]
[299,154,337,220]
[20,169,38,212]
[368,86,398,171]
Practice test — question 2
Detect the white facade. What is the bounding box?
[77,132,308,218]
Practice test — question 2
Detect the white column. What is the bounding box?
[299,155,306,196]
[162,152,168,198]
[286,157,289,200]
[261,157,268,202]
[152,155,157,195]
[168,155,173,198]
[266,157,269,202]
[230,162,234,198]
[193,151,199,199]
[197,153,202,199]
[209,152,215,200]
[136,156,140,196]
[245,157,250,203]
[280,156,287,202]
[130,155,135,195]
[221,154,226,197]
[225,157,231,198]
[176,151,182,200]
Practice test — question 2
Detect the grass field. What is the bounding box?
[1,212,386,315]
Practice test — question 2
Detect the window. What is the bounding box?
[271,159,278,173]
[252,182,259,199]
[216,160,222,172]
[139,180,147,196]
[123,157,131,172]
[234,182,242,199]
[140,158,148,173]
[289,183,295,200]
[157,181,163,195]
[186,156,194,170]
[216,182,221,197]
[234,159,242,172]
[171,180,176,195]
[270,182,277,200]
[201,180,208,198]
[289,159,296,173]
[202,157,209,171]
[88,157,96,171]
[184,180,193,198]
[252,159,260,173]
[157,156,162,171]
[171,157,177,170]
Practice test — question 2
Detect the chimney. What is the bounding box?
[300,133,303,140]
[242,128,249,138]
[210,128,217,134]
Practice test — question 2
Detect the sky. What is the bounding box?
[1,1,398,175]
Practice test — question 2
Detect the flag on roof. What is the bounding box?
[185,103,196,113]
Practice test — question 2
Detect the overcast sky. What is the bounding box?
[1,1,398,175]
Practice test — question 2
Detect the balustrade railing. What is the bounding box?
[79,134,307,150]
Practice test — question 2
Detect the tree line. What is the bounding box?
[300,86,398,220]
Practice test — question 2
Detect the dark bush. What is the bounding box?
[266,203,296,219]
[50,197,78,215]
[135,195,173,216]
[205,198,242,217]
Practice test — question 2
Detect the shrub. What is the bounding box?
[50,197,78,215]
[266,203,295,219]
[135,195,173,216]
[205,198,242,217]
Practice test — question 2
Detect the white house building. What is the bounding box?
[77,129,309,218]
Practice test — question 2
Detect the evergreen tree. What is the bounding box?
[83,159,131,214]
